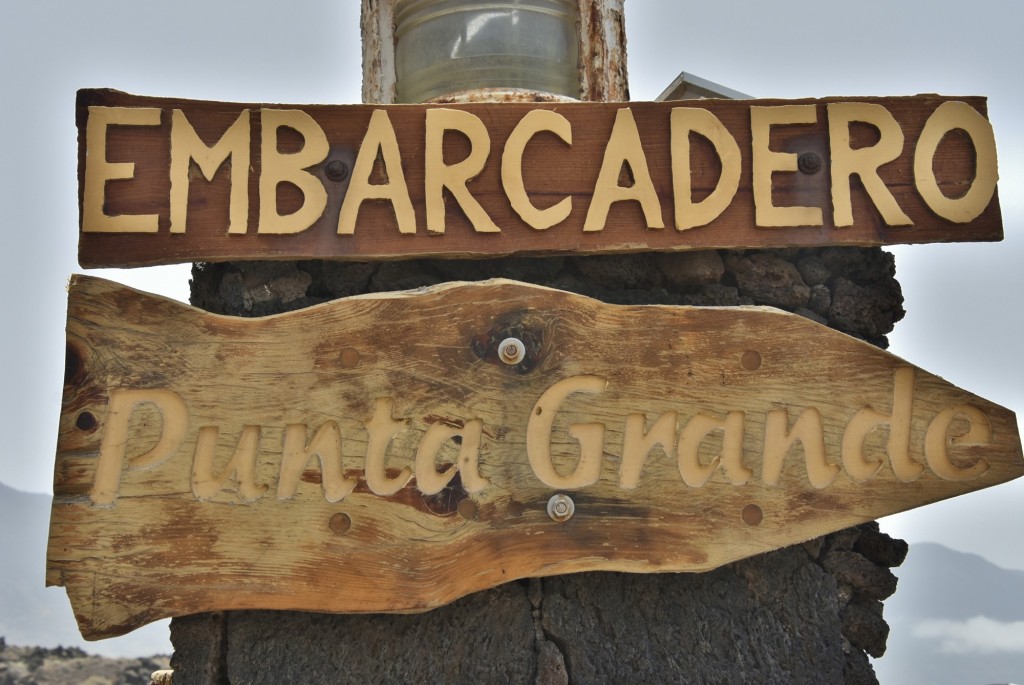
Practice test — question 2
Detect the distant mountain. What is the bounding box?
[874,542,1024,685]
[0,482,171,658]
[0,638,169,685]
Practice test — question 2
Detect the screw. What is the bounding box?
[326,160,350,182]
[547,493,575,523]
[797,152,822,175]
[498,337,526,365]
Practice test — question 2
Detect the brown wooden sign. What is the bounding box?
[78,89,1002,267]
[50,276,1022,639]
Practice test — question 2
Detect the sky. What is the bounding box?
[1,0,1022,660]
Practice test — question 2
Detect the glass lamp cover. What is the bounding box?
[395,0,580,102]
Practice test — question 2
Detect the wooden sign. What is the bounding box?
[78,89,1002,267]
[50,276,1022,639]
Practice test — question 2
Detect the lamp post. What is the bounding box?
[361,0,628,103]
[394,0,579,103]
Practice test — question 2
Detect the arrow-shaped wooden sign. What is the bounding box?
[49,276,1022,639]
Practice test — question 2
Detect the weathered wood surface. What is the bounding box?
[50,277,1022,639]
[77,89,1002,267]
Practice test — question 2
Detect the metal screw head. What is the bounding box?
[797,152,822,175]
[547,493,575,523]
[325,159,350,182]
[498,337,526,365]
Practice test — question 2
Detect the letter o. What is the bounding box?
[914,101,998,223]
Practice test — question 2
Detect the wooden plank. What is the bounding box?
[48,277,1022,638]
[77,89,1003,267]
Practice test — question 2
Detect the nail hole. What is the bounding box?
[340,347,360,369]
[458,498,479,521]
[742,504,763,526]
[75,411,98,433]
[329,513,352,535]
[741,350,762,371]
[507,501,524,518]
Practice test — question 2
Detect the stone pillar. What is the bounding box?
[174,248,909,685]
[170,3,908,682]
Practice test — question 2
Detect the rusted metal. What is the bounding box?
[360,0,397,104]
[325,159,350,182]
[577,0,628,102]
[798,152,823,175]
[360,0,629,104]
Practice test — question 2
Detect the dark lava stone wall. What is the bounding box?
[173,247,908,684]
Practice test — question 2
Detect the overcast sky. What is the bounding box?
[2,0,1021,630]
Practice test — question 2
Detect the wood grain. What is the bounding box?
[77,89,1003,267]
[48,277,1022,639]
